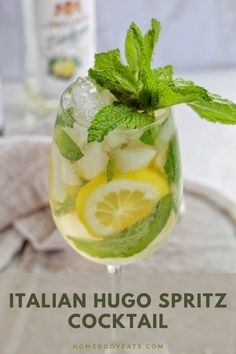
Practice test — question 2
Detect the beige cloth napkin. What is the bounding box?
[0,131,66,271]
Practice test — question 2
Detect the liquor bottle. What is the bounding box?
[22,0,96,117]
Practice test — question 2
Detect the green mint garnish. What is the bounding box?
[55,108,83,161]
[89,49,138,108]
[88,104,154,143]
[125,18,160,75]
[88,18,236,142]
[164,135,181,210]
[107,154,115,182]
[67,194,172,259]
[156,78,210,108]
[53,188,79,217]
[56,108,75,128]
[189,93,236,124]
[89,19,162,111]
[140,124,163,146]
[55,126,83,161]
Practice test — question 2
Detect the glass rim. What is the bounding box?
[60,80,171,132]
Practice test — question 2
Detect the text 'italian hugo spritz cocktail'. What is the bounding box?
[49,19,236,266]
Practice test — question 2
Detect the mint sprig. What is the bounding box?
[89,19,162,111]
[87,18,236,141]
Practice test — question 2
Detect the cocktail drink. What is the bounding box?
[49,78,181,265]
[49,19,236,267]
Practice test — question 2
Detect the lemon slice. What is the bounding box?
[76,168,169,237]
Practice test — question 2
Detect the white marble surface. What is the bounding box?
[1,0,236,80]
[2,67,236,205]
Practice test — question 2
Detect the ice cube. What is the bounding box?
[104,129,128,150]
[75,141,108,180]
[61,157,82,186]
[115,146,156,173]
[64,122,88,150]
[157,114,175,151]
[104,128,144,152]
[71,77,114,122]
[153,144,168,172]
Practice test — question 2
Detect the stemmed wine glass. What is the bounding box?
[49,77,182,272]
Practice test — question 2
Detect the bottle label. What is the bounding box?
[34,0,95,98]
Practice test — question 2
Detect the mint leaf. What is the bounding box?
[144,19,161,65]
[125,19,161,109]
[140,124,162,146]
[164,134,181,210]
[152,78,208,108]
[189,93,236,124]
[55,126,83,161]
[140,128,156,145]
[53,188,79,217]
[88,104,154,142]
[107,155,115,182]
[125,23,143,74]
[160,81,236,124]
[93,49,125,71]
[56,107,75,128]
[165,134,180,184]
[153,65,173,81]
[67,194,172,259]
[151,78,236,125]
[89,49,138,107]
[125,19,160,75]
[55,108,84,162]
[138,66,173,109]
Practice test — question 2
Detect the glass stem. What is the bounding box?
[106,265,122,345]
[180,198,186,216]
[107,265,122,274]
